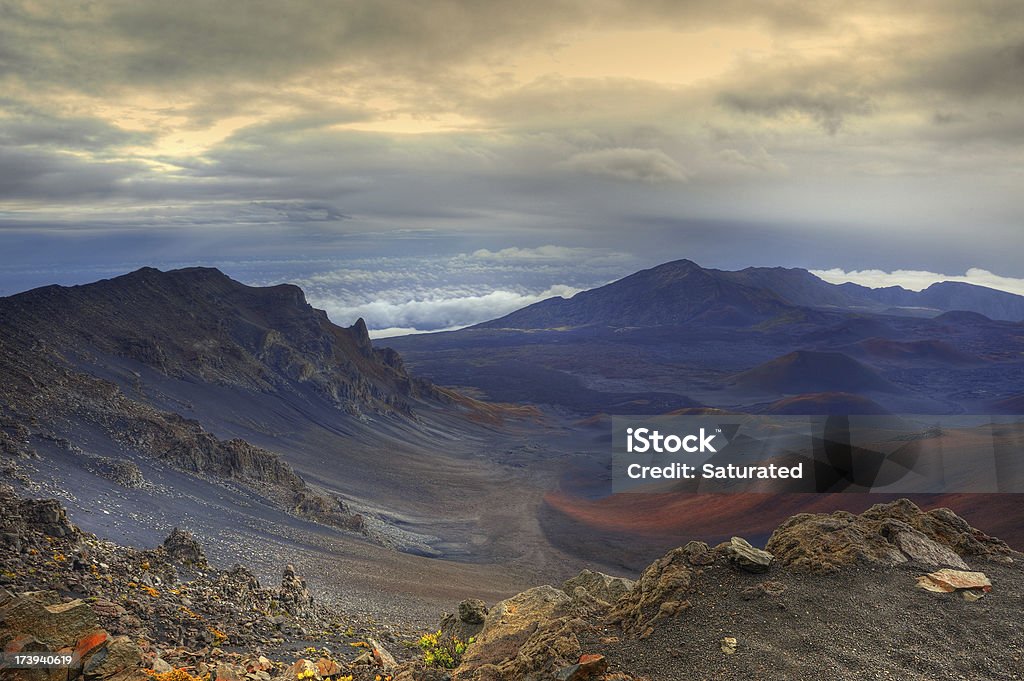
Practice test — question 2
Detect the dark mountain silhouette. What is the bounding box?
[720,266,868,309]
[916,281,1024,320]
[838,280,1024,321]
[731,350,900,394]
[0,266,435,416]
[933,309,994,324]
[475,260,1024,331]
[477,259,795,329]
[392,259,1024,416]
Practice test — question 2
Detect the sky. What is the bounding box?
[1,1,1023,334]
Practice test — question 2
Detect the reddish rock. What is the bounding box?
[369,637,396,669]
[4,634,48,654]
[577,653,608,675]
[315,658,341,677]
[74,629,109,662]
[284,659,321,681]
[555,654,608,681]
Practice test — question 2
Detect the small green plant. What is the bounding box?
[417,630,474,669]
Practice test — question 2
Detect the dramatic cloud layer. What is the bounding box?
[1,1,1023,323]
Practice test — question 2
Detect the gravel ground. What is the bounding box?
[588,557,1024,680]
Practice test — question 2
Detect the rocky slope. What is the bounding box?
[4,487,1021,681]
[0,267,462,538]
[0,267,438,416]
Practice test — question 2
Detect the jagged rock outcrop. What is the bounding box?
[82,456,146,489]
[0,267,441,416]
[0,493,81,549]
[606,546,694,636]
[275,564,313,617]
[0,267,445,538]
[0,329,364,531]
[562,569,635,605]
[453,585,586,680]
[160,528,209,570]
[438,598,489,644]
[724,537,773,573]
[766,499,1014,573]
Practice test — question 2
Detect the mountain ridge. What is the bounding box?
[0,267,468,541]
[0,266,440,417]
[475,259,1024,330]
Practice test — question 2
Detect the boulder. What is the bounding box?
[555,653,608,681]
[161,528,208,570]
[283,659,321,681]
[916,569,992,594]
[214,664,245,681]
[0,594,98,648]
[725,537,773,573]
[681,540,717,566]
[458,598,488,625]
[276,564,313,617]
[894,529,968,569]
[562,570,634,604]
[82,635,142,680]
[766,499,1012,573]
[440,598,487,643]
[454,585,583,680]
[606,546,693,634]
[368,637,397,669]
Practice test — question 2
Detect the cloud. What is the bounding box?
[369,326,464,340]
[308,284,582,334]
[1,0,1024,280]
[0,147,146,201]
[560,148,690,183]
[0,113,154,150]
[811,268,1024,296]
[716,146,788,174]
[469,245,611,261]
[718,86,874,135]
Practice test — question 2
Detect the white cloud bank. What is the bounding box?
[309,284,582,337]
[469,245,597,261]
[811,268,1024,296]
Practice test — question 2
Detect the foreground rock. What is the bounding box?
[4,484,1022,681]
[0,484,412,681]
[563,570,635,605]
[766,499,1013,573]
[724,537,773,573]
[453,585,585,680]
[916,568,992,594]
[606,547,694,636]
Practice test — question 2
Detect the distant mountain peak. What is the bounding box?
[478,259,792,330]
[478,258,1024,329]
